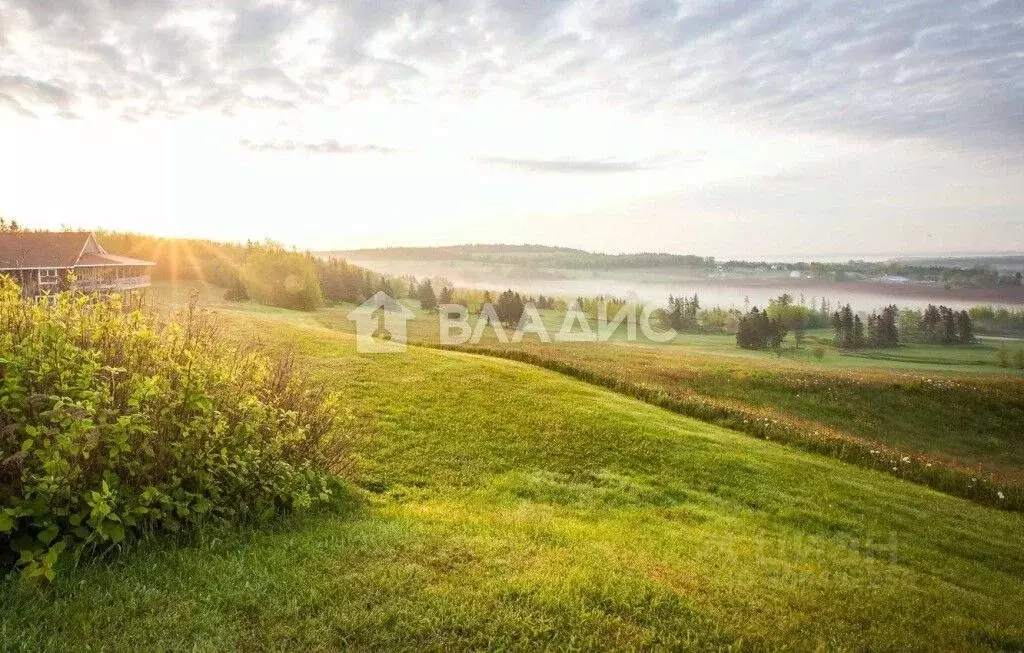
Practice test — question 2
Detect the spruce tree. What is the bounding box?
[853,315,865,348]
[419,279,438,312]
[956,310,974,344]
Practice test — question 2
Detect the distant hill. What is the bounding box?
[893,254,1024,271]
[318,244,717,270]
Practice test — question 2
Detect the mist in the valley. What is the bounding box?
[347,258,1021,314]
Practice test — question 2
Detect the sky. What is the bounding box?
[0,0,1022,259]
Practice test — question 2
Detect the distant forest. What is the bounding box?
[327,244,716,270]
[326,244,1024,290]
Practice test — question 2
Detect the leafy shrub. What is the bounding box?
[0,281,351,580]
[223,277,249,302]
[996,346,1010,368]
[812,346,825,362]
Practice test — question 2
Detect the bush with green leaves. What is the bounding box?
[0,280,351,580]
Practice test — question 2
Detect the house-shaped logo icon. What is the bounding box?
[347,291,416,353]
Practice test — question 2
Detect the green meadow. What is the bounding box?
[3,284,1023,650]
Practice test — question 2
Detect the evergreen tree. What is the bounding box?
[940,306,957,344]
[496,289,525,326]
[418,279,438,312]
[437,285,453,305]
[922,305,941,343]
[956,310,974,344]
[879,305,899,346]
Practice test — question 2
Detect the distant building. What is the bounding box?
[878,275,910,284]
[0,231,154,300]
[789,270,802,279]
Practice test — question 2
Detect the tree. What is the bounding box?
[767,293,808,348]
[879,305,899,347]
[997,345,1010,367]
[496,289,525,326]
[736,308,762,349]
[832,304,859,349]
[867,305,899,347]
[0,216,21,233]
[956,310,974,344]
[940,306,957,344]
[437,285,453,305]
[418,279,438,312]
[736,307,784,351]
[223,276,249,301]
[922,305,941,343]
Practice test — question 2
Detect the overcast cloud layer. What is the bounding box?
[1,1,1022,256]
[2,0,1021,149]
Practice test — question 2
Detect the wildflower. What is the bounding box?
[901,456,910,464]
[997,491,1005,500]
[892,467,898,471]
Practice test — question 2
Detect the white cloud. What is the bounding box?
[0,0,1021,255]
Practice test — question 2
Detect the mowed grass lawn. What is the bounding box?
[2,297,1024,651]
[256,282,1024,487]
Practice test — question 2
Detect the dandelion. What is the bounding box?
[997,491,1006,500]
[901,456,910,464]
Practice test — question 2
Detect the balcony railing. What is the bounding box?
[15,276,152,298]
[73,276,152,292]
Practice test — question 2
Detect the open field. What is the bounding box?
[3,293,1024,650]
[146,282,1024,504]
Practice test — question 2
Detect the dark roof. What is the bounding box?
[78,252,156,267]
[0,231,154,269]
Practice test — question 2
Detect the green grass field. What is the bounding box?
[147,283,1024,498]
[3,286,1024,650]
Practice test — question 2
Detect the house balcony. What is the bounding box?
[11,275,152,298]
[73,276,152,293]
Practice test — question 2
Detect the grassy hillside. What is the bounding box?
[149,283,1024,504]
[3,292,1023,650]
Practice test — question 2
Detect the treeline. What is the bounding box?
[735,308,786,350]
[733,300,977,351]
[828,304,974,349]
[734,294,819,350]
[968,306,1024,337]
[323,242,1023,289]
[895,305,975,345]
[829,305,897,349]
[97,232,417,312]
[104,233,327,311]
[326,245,716,270]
